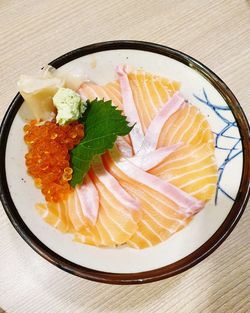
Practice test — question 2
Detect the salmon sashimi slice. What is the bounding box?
[102,150,193,248]
[136,92,185,155]
[129,143,182,171]
[150,144,217,201]
[78,81,122,108]
[66,191,90,233]
[126,69,180,132]
[122,182,190,249]
[105,81,123,108]
[36,201,72,233]
[92,157,140,213]
[116,65,144,153]
[73,232,100,247]
[158,101,215,150]
[87,169,139,246]
[63,192,103,247]
[116,136,133,157]
[75,174,99,224]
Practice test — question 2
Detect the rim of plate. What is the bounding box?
[0,40,249,285]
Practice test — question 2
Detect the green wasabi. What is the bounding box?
[53,87,86,125]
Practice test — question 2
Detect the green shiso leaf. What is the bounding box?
[70,99,133,187]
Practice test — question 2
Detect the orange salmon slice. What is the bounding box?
[150,144,217,201]
[157,102,215,150]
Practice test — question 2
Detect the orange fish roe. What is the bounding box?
[24,120,84,202]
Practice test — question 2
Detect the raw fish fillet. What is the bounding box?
[150,144,217,201]
[36,201,72,233]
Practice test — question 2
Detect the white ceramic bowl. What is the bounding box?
[0,41,249,284]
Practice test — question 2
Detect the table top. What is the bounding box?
[0,0,249,312]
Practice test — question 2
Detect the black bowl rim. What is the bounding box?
[0,40,249,285]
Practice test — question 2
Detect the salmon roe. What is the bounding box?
[24,120,84,202]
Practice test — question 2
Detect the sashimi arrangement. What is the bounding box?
[19,65,217,249]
